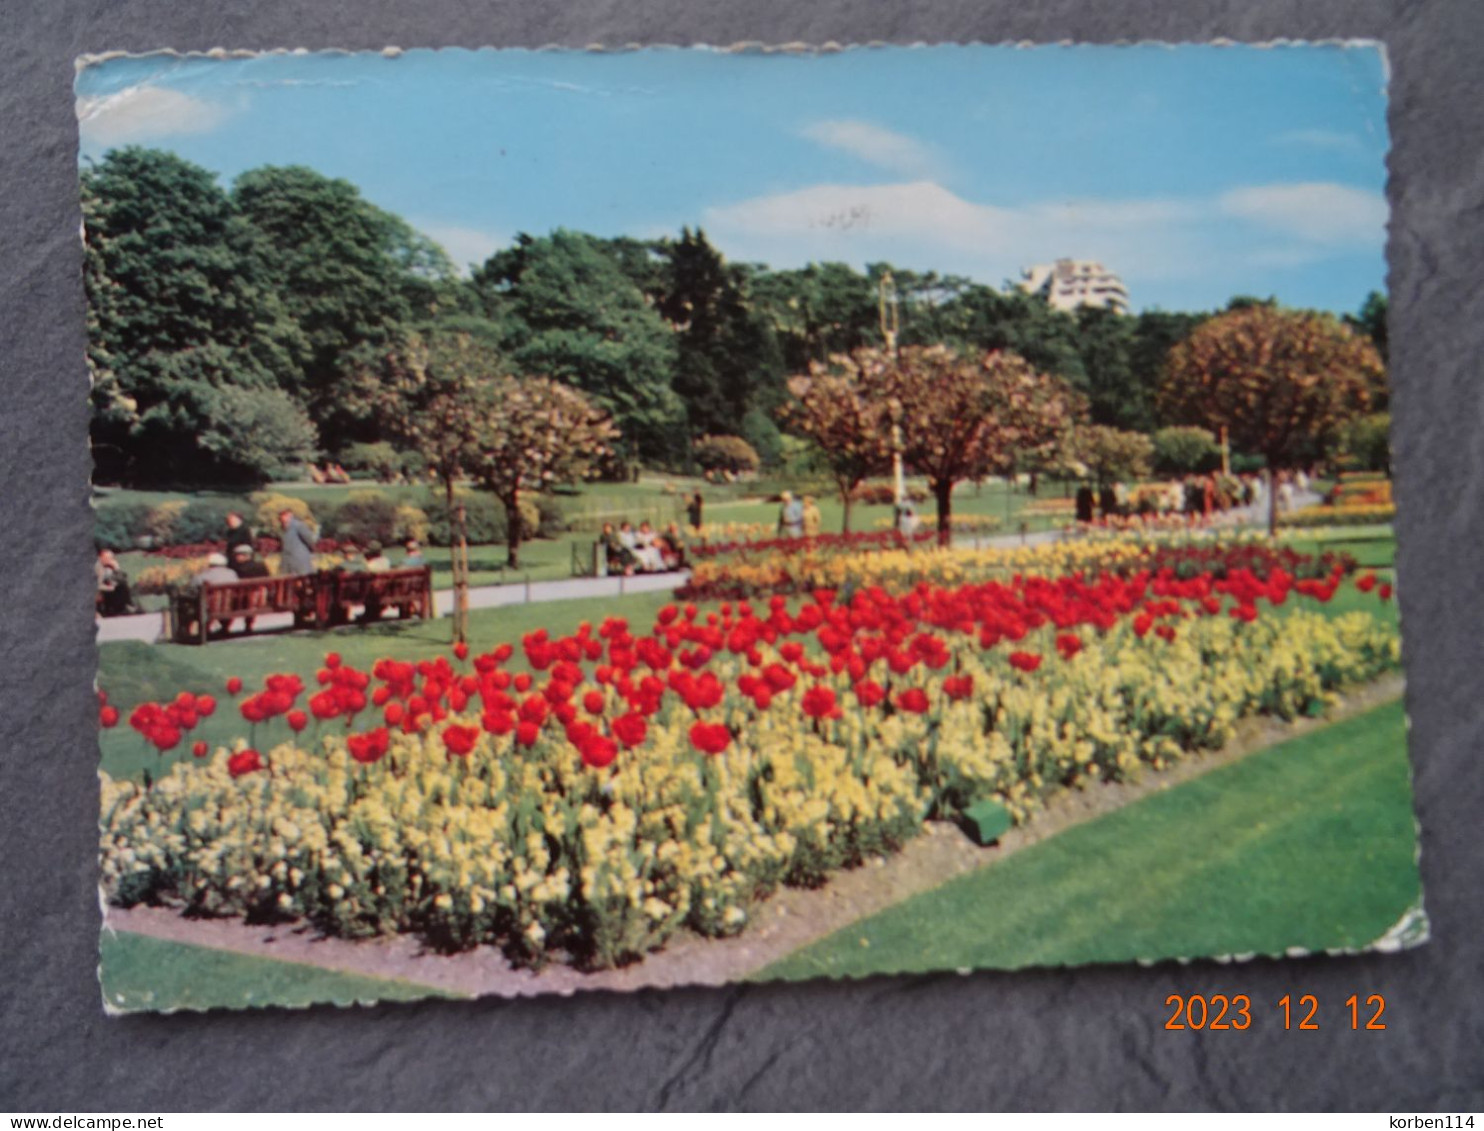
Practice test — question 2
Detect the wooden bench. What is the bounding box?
[322,566,435,626]
[166,567,433,644]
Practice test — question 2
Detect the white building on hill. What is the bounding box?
[1018,259,1130,314]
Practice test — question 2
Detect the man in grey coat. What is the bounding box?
[277,508,318,575]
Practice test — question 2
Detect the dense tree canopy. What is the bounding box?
[472,230,684,463]
[82,146,1389,497]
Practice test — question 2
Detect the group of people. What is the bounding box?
[599,520,687,576]
[307,463,353,485]
[95,506,429,622]
[775,491,823,539]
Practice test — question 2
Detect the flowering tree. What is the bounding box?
[878,346,1085,544]
[780,359,894,532]
[1159,306,1384,531]
[1070,424,1154,486]
[470,377,617,568]
[370,331,500,641]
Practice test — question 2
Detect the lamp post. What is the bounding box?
[880,272,905,522]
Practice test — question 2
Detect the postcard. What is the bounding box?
[81,42,1419,1013]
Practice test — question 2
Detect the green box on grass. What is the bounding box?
[961,799,1013,846]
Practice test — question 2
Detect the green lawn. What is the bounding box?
[100,930,461,1012]
[756,696,1420,981]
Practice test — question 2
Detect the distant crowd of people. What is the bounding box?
[1073,469,1313,524]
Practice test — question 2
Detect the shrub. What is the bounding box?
[422,491,541,546]
[1152,427,1221,476]
[324,490,402,546]
[851,481,929,505]
[694,435,761,478]
[93,501,156,550]
[392,503,430,544]
[250,492,316,537]
[140,500,188,545]
[1340,413,1391,474]
[171,498,244,546]
[534,494,567,538]
[340,442,402,482]
[740,408,784,469]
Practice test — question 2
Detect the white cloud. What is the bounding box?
[798,119,945,178]
[416,222,508,274]
[704,180,1221,283]
[703,179,1385,289]
[76,85,230,146]
[1219,182,1387,243]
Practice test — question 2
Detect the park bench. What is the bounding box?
[166,567,433,644]
[322,566,435,625]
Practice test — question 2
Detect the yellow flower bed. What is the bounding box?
[685,529,1272,596]
[1279,504,1396,529]
[100,605,1397,971]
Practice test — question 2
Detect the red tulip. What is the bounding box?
[286,709,308,733]
[1008,652,1043,673]
[99,705,120,728]
[442,724,479,758]
[688,721,731,755]
[227,749,263,778]
[325,652,342,669]
[191,740,209,758]
[611,712,648,749]
[895,688,930,715]
[801,685,837,720]
[225,676,243,696]
[195,694,216,717]
[579,733,618,769]
[515,720,540,747]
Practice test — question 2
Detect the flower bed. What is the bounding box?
[100,555,1396,971]
[679,530,1353,603]
[1279,503,1396,529]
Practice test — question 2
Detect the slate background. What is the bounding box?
[2,0,1481,1112]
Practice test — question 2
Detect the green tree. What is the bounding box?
[1159,306,1384,530]
[659,228,783,444]
[1073,306,1150,432]
[1070,424,1154,486]
[1345,291,1389,372]
[231,165,451,449]
[472,230,683,464]
[1132,309,1208,428]
[1151,426,1222,477]
[81,147,307,485]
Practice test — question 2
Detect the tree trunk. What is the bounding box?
[505,491,522,569]
[1266,466,1277,536]
[839,479,854,534]
[446,477,469,643]
[933,478,953,547]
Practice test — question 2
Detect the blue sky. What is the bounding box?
[76,44,1389,313]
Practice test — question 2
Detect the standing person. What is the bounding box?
[1099,482,1119,522]
[897,500,920,538]
[277,508,317,576]
[802,495,822,538]
[224,511,253,558]
[778,491,804,538]
[687,492,704,532]
[1075,484,1096,525]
